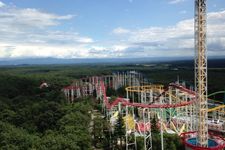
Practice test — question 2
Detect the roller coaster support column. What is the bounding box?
[169,87,172,124]
[71,88,74,103]
[64,89,70,103]
[138,86,141,103]
[160,97,164,150]
[125,105,137,150]
[122,72,125,87]
[143,108,152,150]
[190,103,194,131]
[126,92,129,150]
[150,89,153,103]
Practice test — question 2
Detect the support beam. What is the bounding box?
[194,0,208,147]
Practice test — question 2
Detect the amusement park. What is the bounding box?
[0,0,225,150]
[62,0,225,149]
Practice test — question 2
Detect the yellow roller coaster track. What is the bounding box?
[126,85,193,103]
[208,105,225,113]
[125,85,164,93]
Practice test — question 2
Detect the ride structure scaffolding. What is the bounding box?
[194,0,208,147]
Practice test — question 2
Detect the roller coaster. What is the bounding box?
[63,0,225,149]
[63,72,225,150]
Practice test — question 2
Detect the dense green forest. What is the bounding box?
[0,72,94,149]
[0,60,224,149]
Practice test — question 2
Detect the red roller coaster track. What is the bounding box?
[100,81,196,110]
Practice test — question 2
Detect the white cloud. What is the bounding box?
[113,27,131,35]
[0,2,95,59]
[111,10,225,57]
[0,1,5,7]
[113,45,129,51]
[0,1,225,59]
[0,8,74,30]
[0,42,91,59]
[91,46,106,51]
[169,0,186,4]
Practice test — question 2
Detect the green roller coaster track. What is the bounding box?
[208,91,225,104]
[208,91,225,97]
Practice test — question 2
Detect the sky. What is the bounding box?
[0,0,225,59]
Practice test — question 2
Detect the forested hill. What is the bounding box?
[0,73,94,149]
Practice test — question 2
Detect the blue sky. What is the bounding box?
[0,0,225,59]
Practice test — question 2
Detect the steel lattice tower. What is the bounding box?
[194,0,208,147]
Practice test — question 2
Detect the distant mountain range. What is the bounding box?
[0,56,224,66]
